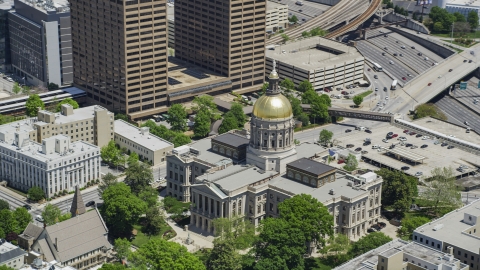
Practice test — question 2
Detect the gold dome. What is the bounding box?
[252,94,293,120]
[269,69,279,79]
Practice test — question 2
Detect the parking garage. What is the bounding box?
[385,147,426,164]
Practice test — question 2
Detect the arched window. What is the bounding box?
[238,200,242,215]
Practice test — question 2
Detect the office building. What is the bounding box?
[174,0,266,93]
[8,0,72,87]
[446,0,480,24]
[0,0,13,71]
[334,239,468,270]
[0,132,100,197]
[114,119,173,165]
[0,240,26,270]
[167,2,174,48]
[266,1,288,32]
[71,0,169,120]
[266,37,365,90]
[413,199,480,270]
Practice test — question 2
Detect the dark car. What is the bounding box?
[365,129,372,134]
[345,129,352,133]
[363,141,371,146]
[448,145,455,149]
[401,166,410,171]
[409,131,416,135]
[464,59,467,62]
[346,144,354,148]
[355,147,362,152]
[23,204,32,210]
[367,228,377,233]
[389,144,396,149]
[378,222,387,228]
[469,60,473,63]
[361,150,368,154]
[402,77,406,80]
[387,132,394,136]
[372,224,382,231]
[338,160,345,164]
[405,143,413,147]
[449,69,453,72]
[416,134,422,138]
[85,201,96,207]
[403,130,409,133]
[421,144,428,148]
[441,142,448,147]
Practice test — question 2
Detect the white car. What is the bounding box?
[398,137,407,141]
[372,145,379,149]
[385,97,389,100]
[375,88,378,91]
[415,172,423,177]
[422,136,430,140]
[379,106,384,109]
[377,102,380,106]
[382,139,389,143]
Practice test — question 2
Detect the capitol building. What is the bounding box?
[165,65,383,242]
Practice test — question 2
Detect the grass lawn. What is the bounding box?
[130,222,176,248]
[305,258,334,270]
[355,90,373,99]
[440,39,478,48]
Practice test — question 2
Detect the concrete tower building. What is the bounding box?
[246,61,297,172]
[70,0,168,120]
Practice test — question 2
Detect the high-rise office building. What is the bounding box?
[71,0,168,120]
[174,0,266,92]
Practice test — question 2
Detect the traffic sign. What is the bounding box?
[460,82,467,90]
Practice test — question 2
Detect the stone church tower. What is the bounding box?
[246,61,297,172]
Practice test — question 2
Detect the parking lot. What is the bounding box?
[271,0,330,23]
[333,121,480,179]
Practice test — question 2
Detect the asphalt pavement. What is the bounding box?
[435,96,476,130]
[0,186,28,210]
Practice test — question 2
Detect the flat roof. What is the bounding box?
[189,138,233,166]
[267,0,287,10]
[287,157,336,176]
[114,120,173,151]
[198,165,276,191]
[212,132,249,148]
[295,142,328,159]
[414,199,480,253]
[17,0,70,14]
[446,0,480,7]
[406,117,480,145]
[266,37,364,71]
[386,147,426,162]
[42,105,112,124]
[0,119,35,134]
[167,57,229,89]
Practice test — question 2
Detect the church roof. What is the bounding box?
[70,186,85,217]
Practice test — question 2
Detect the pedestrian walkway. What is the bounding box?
[166,218,214,251]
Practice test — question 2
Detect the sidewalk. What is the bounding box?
[166,217,214,252]
[0,185,27,201]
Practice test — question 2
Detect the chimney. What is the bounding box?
[447,246,453,255]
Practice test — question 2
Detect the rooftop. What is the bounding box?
[295,142,327,159]
[266,37,364,71]
[16,0,70,14]
[114,120,173,151]
[177,138,233,167]
[0,240,26,263]
[0,118,35,135]
[267,0,287,10]
[212,132,249,149]
[414,199,480,253]
[39,105,112,124]
[287,157,336,176]
[167,57,229,89]
[446,0,480,7]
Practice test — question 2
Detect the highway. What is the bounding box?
[435,96,477,130]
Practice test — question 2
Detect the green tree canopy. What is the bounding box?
[414,103,447,120]
[137,186,159,208]
[420,167,462,216]
[25,94,45,117]
[453,12,466,22]
[101,140,120,165]
[28,186,45,202]
[280,78,295,90]
[48,83,59,90]
[55,98,79,112]
[286,95,303,116]
[128,152,139,166]
[0,209,18,234]
[12,82,21,95]
[144,205,165,236]
[297,113,310,126]
[58,212,71,222]
[192,95,220,121]
[101,183,147,236]
[281,34,289,43]
[219,114,239,134]
[468,10,479,29]
[319,129,333,145]
[376,168,418,213]
[0,200,9,211]
[301,89,319,104]
[14,207,32,232]
[289,15,298,24]
[98,264,125,270]
[429,6,456,31]
[230,103,247,127]
[298,80,314,93]
[260,83,269,96]
[142,120,191,147]
[207,239,241,270]
[348,232,392,258]
[193,107,211,138]
[167,104,188,132]
[398,216,430,240]
[114,238,131,261]
[98,173,118,196]
[310,102,329,122]
[353,95,363,107]
[319,94,332,107]
[114,113,129,121]
[124,161,154,195]
[42,204,62,226]
[344,154,358,171]
[212,216,256,250]
[128,238,206,270]
[433,21,444,32]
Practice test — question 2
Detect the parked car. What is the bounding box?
[415,172,423,177]
[367,228,377,233]
[338,160,345,164]
[441,142,448,147]
[346,144,354,148]
[378,222,387,228]
[372,224,382,231]
[405,143,413,147]
[23,204,32,210]
[345,129,352,133]
[416,134,422,138]
[469,60,473,63]
[365,129,372,134]
[447,145,455,149]
[387,132,394,136]
[363,141,371,146]
[398,137,407,141]
[401,166,410,171]
[361,150,368,154]
[434,140,440,145]
[421,144,428,148]
[382,139,389,143]
[422,136,430,140]
[355,147,362,152]
[85,201,96,207]
[35,215,44,223]
[411,145,418,149]
[428,83,432,86]
[449,69,453,72]
[403,130,409,133]
[392,134,398,138]
[409,131,416,135]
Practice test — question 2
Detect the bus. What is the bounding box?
[373,63,382,72]
[391,80,397,90]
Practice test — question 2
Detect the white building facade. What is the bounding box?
[266,1,288,32]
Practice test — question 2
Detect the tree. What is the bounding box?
[420,167,462,216]
[287,95,303,116]
[138,186,159,208]
[219,114,238,134]
[281,34,289,43]
[297,80,314,93]
[375,168,418,213]
[397,216,430,240]
[212,216,256,250]
[0,228,5,239]
[12,82,21,95]
[167,104,187,132]
[128,238,206,270]
[27,186,45,202]
[114,238,131,261]
[0,209,18,234]
[124,161,154,195]
[468,10,479,29]
[301,89,319,104]
[453,12,466,22]
[280,78,295,91]
[289,15,298,24]
[309,27,327,37]
[58,212,71,222]
[433,21,444,32]
[25,94,45,117]
[319,129,333,146]
[101,183,147,236]
[48,83,59,90]
[311,101,329,122]
[412,12,418,21]
[297,113,309,126]
[144,205,165,236]
[115,113,129,121]
[193,108,211,138]
[98,264,125,270]
[99,173,118,196]
[142,120,191,148]
[0,200,9,211]
[101,140,120,165]
[128,152,139,166]
[353,95,363,107]
[56,98,79,112]
[319,94,332,107]
[22,86,31,95]
[343,154,358,171]
[42,204,61,226]
[207,239,241,270]
[278,194,333,248]
[348,232,392,258]
[192,95,220,121]
[320,234,350,255]
[14,207,32,232]
[230,103,247,127]
[414,103,446,120]
[454,22,471,36]
[260,83,269,96]
[301,31,311,38]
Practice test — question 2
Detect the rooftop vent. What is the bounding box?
[329,189,335,195]
[433,224,444,231]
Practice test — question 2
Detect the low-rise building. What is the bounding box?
[0,240,26,270]
[20,258,76,270]
[266,1,288,32]
[334,239,468,270]
[113,120,173,166]
[266,37,365,90]
[413,199,480,270]
[0,131,100,197]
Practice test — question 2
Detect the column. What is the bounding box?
[214,199,217,216]
[220,201,224,218]
[204,195,208,214]
[195,193,199,210]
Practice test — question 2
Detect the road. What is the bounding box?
[435,96,475,128]
[0,187,28,210]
